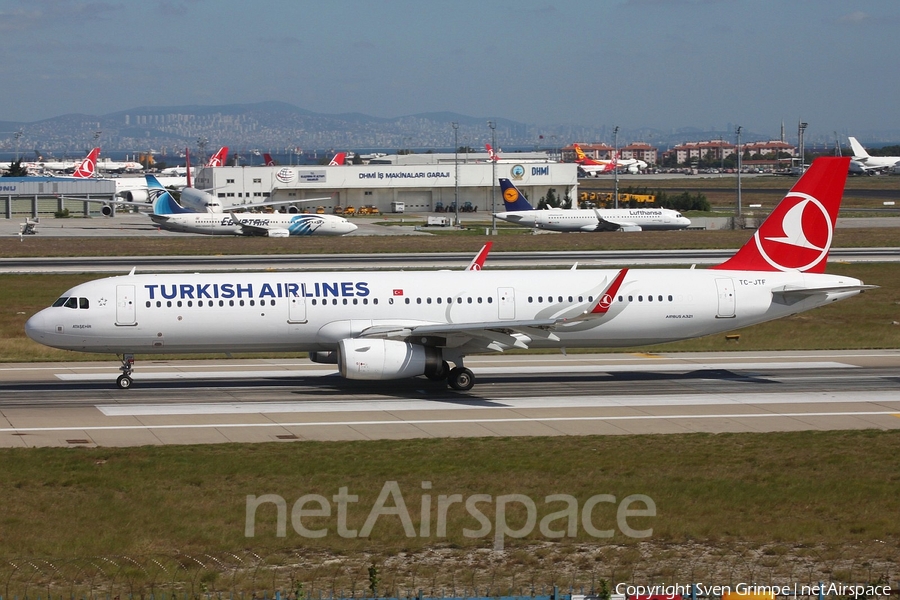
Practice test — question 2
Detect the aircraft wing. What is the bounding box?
[358,318,560,351]
[358,269,629,351]
[226,212,289,238]
[591,209,641,232]
[238,196,333,211]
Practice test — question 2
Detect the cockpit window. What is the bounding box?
[64,297,78,309]
[52,297,68,307]
[79,298,89,309]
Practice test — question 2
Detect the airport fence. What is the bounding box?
[0,545,895,600]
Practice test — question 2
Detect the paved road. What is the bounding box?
[1,350,897,447]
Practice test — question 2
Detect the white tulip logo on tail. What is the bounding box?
[755,192,832,272]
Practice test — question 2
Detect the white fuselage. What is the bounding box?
[494,208,691,232]
[25,268,861,356]
[148,212,357,236]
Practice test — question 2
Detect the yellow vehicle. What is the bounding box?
[343,206,356,216]
[358,205,380,215]
[333,206,344,214]
[316,206,325,214]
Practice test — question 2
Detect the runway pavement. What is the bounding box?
[1,350,898,447]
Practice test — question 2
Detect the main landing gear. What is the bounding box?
[447,366,475,391]
[424,359,475,391]
[117,354,135,389]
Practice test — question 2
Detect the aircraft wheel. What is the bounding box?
[447,367,475,391]
[116,374,133,390]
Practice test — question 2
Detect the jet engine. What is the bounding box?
[337,338,443,380]
[122,189,149,203]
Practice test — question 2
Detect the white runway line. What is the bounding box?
[96,390,900,416]
[53,361,855,382]
[0,411,898,434]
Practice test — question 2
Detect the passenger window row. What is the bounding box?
[145,299,280,308]
[528,295,592,303]
[618,294,674,303]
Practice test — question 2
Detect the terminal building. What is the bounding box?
[195,151,578,214]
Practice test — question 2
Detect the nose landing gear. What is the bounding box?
[116,354,135,389]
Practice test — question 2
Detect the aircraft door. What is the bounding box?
[498,287,515,320]
[715,278,736,318]
[288,292,307,324]
[116,285,137,326]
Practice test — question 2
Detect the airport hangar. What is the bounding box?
[0,177,116,218]
[194,152,579,214]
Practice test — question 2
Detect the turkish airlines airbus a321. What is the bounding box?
[26,157,873,391]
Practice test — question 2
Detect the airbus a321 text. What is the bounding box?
[25,157,873,391]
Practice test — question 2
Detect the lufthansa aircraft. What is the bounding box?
[494,179,691,232]
[25,158,872,391]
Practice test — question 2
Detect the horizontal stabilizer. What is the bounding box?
[772,283,878,305]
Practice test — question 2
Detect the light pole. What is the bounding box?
[613,126,619,209]
[14,130,23,162]
[798,121,807,172]
[452,122,459,226]
[735,125,742,223]
[488,120,497,234]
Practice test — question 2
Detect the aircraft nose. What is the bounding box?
[24,311,46,343]
[345,221,358,233]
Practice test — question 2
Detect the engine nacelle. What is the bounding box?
[286,205,300,214]
[101,204,113,217]
[123,189,149,203]
[337,339,443,380]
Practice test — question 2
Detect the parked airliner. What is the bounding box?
[158,147,229,177]
[847,137,900,174]
[574,144,647,175]
[493,179,691,232]
[25,158,872,391]
[147,183,357,237]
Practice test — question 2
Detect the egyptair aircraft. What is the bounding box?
[25,157,873,391]
[494,178,691,232]
[147,183,357,237]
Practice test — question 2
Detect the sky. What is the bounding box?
[1,0,899,141]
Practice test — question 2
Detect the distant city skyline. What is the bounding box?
[1,101,885,157]
[1,1,899,146]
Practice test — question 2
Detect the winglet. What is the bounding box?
[562,268,629,322]
[466,242,493,271]
[712,157,849,273]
